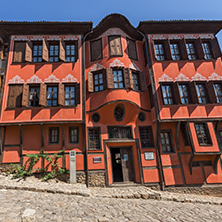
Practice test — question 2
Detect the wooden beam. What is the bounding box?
[176,121,181,151]
[136,139,144,185]
[41,124,44,170]
[189,154,194,175]
[62,124,65,169]
[215,120,221,133]
[214,155,220,174]
[19,125,23,165]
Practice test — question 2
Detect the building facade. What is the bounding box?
[0,15,222,188]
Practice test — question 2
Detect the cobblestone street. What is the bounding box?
[1,189,222,222]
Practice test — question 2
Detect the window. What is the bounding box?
[202,41,213,59]
[49,42,59,62]
[131,71,140,91]
[180,122,190,146]
[160,130,174,153]
[186,42,196,60]
[94,73,104,92]
[29,86,39,107]
[47,86,58,106]
[213,83,222,103]
[170,43,180,60]
[32,43,42,62]
[88,127,101,150]
[108,126,132,139]
[114,104,125,122]
[69,127,78,144]
[194,123,212,145]
[90,39,102,61]
[108,36,122,57]
[65,85,75,106]
[178,83,191,104]
[161,84,174,105]
[127,38,138,60]
[113,69,124,88]
[139,126,154,148]
[65,42,76,62]
[154,43,165,61]
[49,127,59,144]
[195,83,209,104]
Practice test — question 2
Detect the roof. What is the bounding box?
[138,20,222,35]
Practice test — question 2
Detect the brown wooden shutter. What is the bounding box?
[127,38,138,60]
[151,39,157,60]
[211,38,222,58]
[59,40,66,62]
[190,81,198,104]
[15,85,23,107]
[75,83,80,105]
[103,69,107,89]
[90,39,102,61]
[179,39,188,60]
[88,72,94,92]
[143,43,147,65]
[129,70,134,89]
[164,39,172,60]
[106,68,114,89]
[173,82,181,104]
[140,72,147,91]
[123,68,130,89]
[1,44,4,60]
[13,42,26,62]
[42,39,49,62]
[22,84,29,107]
[207,81,217,103]
[58,83,65,106]
[7,85,16,108]
[115,36,123,56]
[39,83,47,106]
[25,41,32,62]
[195,38,204,60]
[109,36,122,56]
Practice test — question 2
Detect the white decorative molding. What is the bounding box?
[11,35,80,41]
[175,73,190,81]
[44,74,60,83]
[192,73,207,81]
[208,72,222,81]
[27,74,42,83]
[8,75,25,84]
[158,74,173,82]
[109,59,125,68]
[90,63,105,72]
[62,74,79,83]
[99,28,129,38]
[129,62,140,71]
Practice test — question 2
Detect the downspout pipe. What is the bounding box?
[137,29,165,191]
[82,30,93,187]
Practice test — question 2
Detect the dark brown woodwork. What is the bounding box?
[90,38,102,61]
[123,68,130,89]
[22,84,29,107]
[25,41,32,62]
[151,39,157,60]
[190,81,198,104]
[75,83,80,105]
[106,68,114,89]
[173,82,180,104]
[0,127,2,155]
[195,38,204,59]
[7,85,23,108]
[140,72,147,91]
[19,125,23,165]
[211,38,222,58]
[176,121,181,151]
[42,39,49,62]
[13,42,26,62]
[88,72,94,92]
[39,83,47,106]
[59,40,66,62]
[62,123,65,169]
[127,38,138,60]
[164,39,172,60]
[179,38,188,60]
[41,124,44,170]
[108,36,123,56]
[207,81,217,103]
[58,82,65,106]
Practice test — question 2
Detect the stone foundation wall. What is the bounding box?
[88,171,106,187]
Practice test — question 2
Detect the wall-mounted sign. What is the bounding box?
[93,157,102,163]
[144,152,154,160]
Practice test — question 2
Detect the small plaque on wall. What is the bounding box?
[93,157,102,163]
[144,152,154,160]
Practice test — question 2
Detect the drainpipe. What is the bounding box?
[137,30,165,191]
[82,30,93,187]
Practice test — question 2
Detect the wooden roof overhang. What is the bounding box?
[86,13,143,41]
[138,20,222,35]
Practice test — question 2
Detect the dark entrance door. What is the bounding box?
[111,147,134,183]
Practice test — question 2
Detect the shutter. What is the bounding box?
[13,42,26,62]
[140,72,147,91]
[109,36,122,56]
[88,72,94,92]
[91,39,102,61]
[151,39,157,60]
[143,43,147,65]
[59,40,66,62]
[127,38,137,60]
[129,69,134,89]
[0,45,3,60]
[211,38,222,58]
[106,68,114,89]
[173,82,181,104]
[190,81,198,104]
[7,85,16,108]
[75,83,80,105]
[207,81,217,103]
[22,84,29,107]
[15,85,23,107]
[115,36,122,56]
[195,38,204,59]
[39,83,47,106]
[179,39,188,60]
[164,39,172,60]
[58,83,65,106]
[123,68,130,89]
[42,39,49,62]
[25,41,32,62]
[103,69,107,89]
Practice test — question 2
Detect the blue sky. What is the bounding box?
[1,0,222,46]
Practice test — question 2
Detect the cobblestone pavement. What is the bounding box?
[1,189,222,222]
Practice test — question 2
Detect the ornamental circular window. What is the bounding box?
[138,112,146,122]
[114,104,125,122]
[92,112,100,123]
